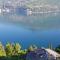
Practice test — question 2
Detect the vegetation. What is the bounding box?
[0,42,6,56]
[0,42,38,60]
[55,45,60,54]
[28,45,37,52]
[5,42,28,56]
[0,42,59,60]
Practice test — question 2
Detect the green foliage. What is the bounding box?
[55,45,60,53]
[0,42,6,56]
[5,42,26,56]
[5,42,14,56]
[0,41,59,60]
[18,49,27,55]
[14,43,21,55]
[28,45,37,52]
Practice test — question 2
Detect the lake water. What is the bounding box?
[0,13,60,49]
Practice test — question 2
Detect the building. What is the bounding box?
[0,1,15,15]
[16,6,32,16]
[28,5,60,16]
[0,9,2,14]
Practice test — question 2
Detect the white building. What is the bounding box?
[0,9,2,14]
[27,9,32,16]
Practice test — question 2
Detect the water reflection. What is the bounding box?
[0,13,60,30]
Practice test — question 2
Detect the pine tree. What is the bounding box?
[0,42,6,56]
[5,42,14,56]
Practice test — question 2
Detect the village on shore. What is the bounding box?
[0,0,60,16]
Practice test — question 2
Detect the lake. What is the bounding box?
[0,13,60,49]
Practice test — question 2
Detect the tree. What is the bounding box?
[28,45,37,52]
[14,43,21,55]
[55,45,60,53]
[0,42,6,56]
[5,42,14,56]
[19,49,27,55]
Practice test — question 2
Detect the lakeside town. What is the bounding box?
[0,0,60,16]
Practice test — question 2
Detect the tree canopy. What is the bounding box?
[55,45,60,53]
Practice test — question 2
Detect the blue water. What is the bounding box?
[0,3,60,49]
[0,13,60,48]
